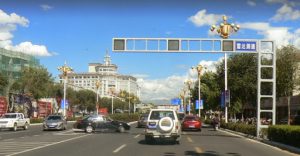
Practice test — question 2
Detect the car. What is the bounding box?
[73,114,130,133]
[181,115,202,131]
[43,114,67,131]
[144,109,181,144]
[0,113,30,131]
[137,113,149,128]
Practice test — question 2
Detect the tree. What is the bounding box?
[11,67,54,99]
[0,73,8,95]
[276,45,299,97]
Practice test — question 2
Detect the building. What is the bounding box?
[64,51,140,98]
[0,48,40,79]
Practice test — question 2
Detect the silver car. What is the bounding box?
[43,115,67,131]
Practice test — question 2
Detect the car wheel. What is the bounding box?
[23,123,29,130]
[12,123,17,131]
[85,126,93,133]
[118,126,125,133]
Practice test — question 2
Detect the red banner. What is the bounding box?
[0,97,7,116]
[99,108,108,115]
[38,101,52,117]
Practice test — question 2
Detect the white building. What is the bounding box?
[62,51,140,98]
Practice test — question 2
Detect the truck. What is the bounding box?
[0,113,30,131]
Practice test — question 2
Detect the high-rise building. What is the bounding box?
[0,48,40,79]
[64,51,140,98]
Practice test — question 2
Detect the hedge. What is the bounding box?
[221,122,256,136]
[268,125,300,148]
[109,113,139,122]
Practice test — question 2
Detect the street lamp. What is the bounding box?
[95,80,101,114]
[192,64,203,117]
[185,79,192,115]
[58,62,73,117]
[210,15,240,123]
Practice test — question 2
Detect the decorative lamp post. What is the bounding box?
[95,80,101,114]
[192,65,203,117]
[58,62,73,117]
[210,15,240,123]
[210,15,240,39]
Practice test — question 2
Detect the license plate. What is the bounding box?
[189,125,195,128]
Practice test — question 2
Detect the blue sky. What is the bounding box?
[0,0,300,102]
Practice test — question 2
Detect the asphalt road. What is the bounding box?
[0,123,298,156]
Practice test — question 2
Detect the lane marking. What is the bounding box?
[187,136,193,143]
[6,134,89,156]
[195,147,203,153]
[113,144,127,153]
[134,134,140,138]
[33,135,40,137]
[4,139,14,141]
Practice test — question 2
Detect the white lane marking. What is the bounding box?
[113,144,127,153]
[195,147,203,153]
[187,136,193,143]
[6,135,89,156]
[134,134,140,138]
[33,135,40,137]
[3,139,14,141]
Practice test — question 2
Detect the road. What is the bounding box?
[0,122,297,156]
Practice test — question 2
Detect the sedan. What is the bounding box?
[73,114,130,133]
[181,115,202,131]
[43,115,67,131]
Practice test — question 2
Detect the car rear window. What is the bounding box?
[150,111,175,120]
[47,116,62,120]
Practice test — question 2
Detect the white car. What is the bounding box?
[0,113,30,131]
[145,109,181,144]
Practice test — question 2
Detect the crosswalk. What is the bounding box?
[0,130,86,156]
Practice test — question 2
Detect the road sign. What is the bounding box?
[235,41,257,51]
[61,100,68,109]
[195,100,204,109]
[225,90,230,107]
[171,98,181,105]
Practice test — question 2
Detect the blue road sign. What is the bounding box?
[221,92,225,108]
[171,98,181,105]
[196,100,204,109]
[61,100,68,109]
[235,41,257,51]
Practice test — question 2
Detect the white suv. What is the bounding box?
[145,109,181,144]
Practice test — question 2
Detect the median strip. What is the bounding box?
[113,144,126,153]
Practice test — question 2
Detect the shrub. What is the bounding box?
[30,118,44,123]
[109,113,139,122]
[221,122,256,136]
[268,125,300,148]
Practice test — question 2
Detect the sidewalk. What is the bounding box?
[218,126,300,155]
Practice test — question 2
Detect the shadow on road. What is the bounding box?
[184,150,241,156]
[138,139,179,146]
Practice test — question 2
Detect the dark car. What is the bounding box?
[43,114,67,131]
[137,113,149,128]
[181,115,202,131]
[73,114,130,133]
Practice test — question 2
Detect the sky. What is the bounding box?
[0,0,300,104]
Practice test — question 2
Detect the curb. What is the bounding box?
[220,128,300,155]
[30,121,76,126]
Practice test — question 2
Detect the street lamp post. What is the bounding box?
[58,62,73,117]
[192,65,203,117]
[210,15,240,123]
[180,89,186,115]
[95,80,101,115]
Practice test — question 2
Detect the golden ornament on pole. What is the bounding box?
[210,15,240,39]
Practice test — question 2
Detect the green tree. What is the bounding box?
[0,73,8,95]
[11,67,54,99]
[276,45,299,97]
